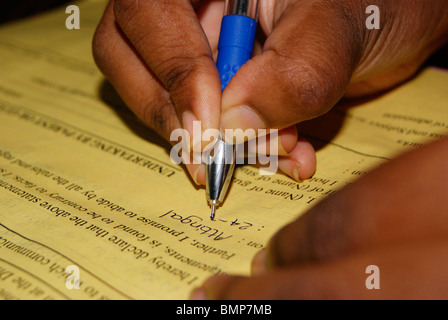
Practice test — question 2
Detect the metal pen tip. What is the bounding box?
[210,204,216,220]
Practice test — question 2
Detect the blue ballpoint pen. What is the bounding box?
[206,0,259,220]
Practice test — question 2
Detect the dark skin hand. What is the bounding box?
[191,136,448,299]
[92,0,447,185]
[92,0,448,299]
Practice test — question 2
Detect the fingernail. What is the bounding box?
[278,159,302,182]
[272,135,291,156]
[193,164,206,185]
[293,165,301,182]
[278,136,291,156]
[221,105,266,144]
[186,164,206,186]
[189,287,206,300]
[251,249,267,275]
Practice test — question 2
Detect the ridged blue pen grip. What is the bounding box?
[216,14,257,91]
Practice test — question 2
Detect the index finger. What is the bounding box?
[114,0,222,141]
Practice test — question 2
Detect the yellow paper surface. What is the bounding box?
[0,0,447,300]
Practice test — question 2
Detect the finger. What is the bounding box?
[93,1,202,184]
[113,0,222,148]
[192,241,448,299]
[93,0,178,140]
[345,0,448,98]
[242,126,316,180]
[196,0,225,61]
[190,127,310,186]
[220,0,363,132]
[245,126,297,157]
[263,137,448,270]
[277,135,316,181]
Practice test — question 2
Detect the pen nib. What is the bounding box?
[210,204,216,220]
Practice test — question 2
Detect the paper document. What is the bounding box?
[0,0,447,300]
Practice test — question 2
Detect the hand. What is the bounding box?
[190,136,448,299]
[92,0,448,185]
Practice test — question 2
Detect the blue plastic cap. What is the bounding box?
[216,14,257,91]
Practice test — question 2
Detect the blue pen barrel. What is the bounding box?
[216,14,257,91]
[206,0,259,218]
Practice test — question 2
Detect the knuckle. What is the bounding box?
[141,99,178,140]
[274,55,333,120]
[162,57,196,92]
[157,53,211,93]
[295,66,333,118]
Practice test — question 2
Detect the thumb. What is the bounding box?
[220,1,363,132]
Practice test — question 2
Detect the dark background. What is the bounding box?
[0,0,71,25]
[0,0,445,68]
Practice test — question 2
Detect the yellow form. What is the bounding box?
[0,0,447,300]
